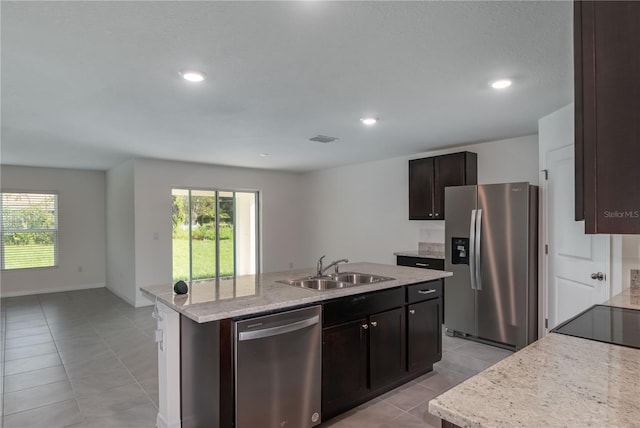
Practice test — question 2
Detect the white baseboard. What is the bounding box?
[135,290,156,308]
[105,284,136,306]
[156,412,181,428]
[0,282,105,298]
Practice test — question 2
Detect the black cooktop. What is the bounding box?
[552,305,640,350]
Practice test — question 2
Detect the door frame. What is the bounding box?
[539,145,621,337]
[538,104,623,337]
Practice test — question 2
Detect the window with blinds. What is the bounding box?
[1,192,59,270]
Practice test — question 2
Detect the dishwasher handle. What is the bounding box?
[238,315,320,341]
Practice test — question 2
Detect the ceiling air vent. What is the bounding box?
[309,135,338,143]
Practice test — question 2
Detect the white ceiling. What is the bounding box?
[1,1,573,172]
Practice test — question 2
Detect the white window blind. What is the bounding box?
[1,192,59,270]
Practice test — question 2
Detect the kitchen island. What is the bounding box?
[428,287,640,427]
[141,262,452,428]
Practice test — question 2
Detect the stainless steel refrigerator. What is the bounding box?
[444,182,538,350]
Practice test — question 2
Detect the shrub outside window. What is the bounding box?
[0,192,59,270]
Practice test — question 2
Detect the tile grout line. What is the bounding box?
[39,295,85,426]
[2,301,56,423]
[89,313,159,413]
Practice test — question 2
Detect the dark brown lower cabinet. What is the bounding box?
[321,318,368,415]
[321,308,405,418]
[407,299,442,371]
[322,282,442,421]
[180,282,443,427]
[369,308,405,390]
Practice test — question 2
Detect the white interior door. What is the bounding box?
[547,145,610,329]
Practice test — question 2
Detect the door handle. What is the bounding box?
[362,324,369,330]
[370,321,378,327]
[469,209,477,290]
[409,309,416,315]
[474,209,483,291]
[591,272,605,281]
[238,315,319,341]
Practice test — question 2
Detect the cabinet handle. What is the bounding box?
[415,262,430,267]
[361,324,368,330]
[435,213,439,217]
[370,321,378,327]
[409,309,416,315]
[428,213,433,217]
[418,289,437,295]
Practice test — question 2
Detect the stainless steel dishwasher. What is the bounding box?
[235,305,322,428]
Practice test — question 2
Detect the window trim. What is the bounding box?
[0,190,59,271]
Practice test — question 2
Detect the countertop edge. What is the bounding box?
[141,263,452,323]
[393,250,445,260]
[427,287,640,428]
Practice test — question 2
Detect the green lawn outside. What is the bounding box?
[172,238,234,281]
[3,244,55,269]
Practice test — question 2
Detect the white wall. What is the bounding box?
[0,166,106,297]
[131,158,310,306]
[105,160,136,305]
[621,235,640,289]
[302,134,539,265]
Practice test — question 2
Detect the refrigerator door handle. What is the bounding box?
[475,208,483,291]
[469,209,477,290]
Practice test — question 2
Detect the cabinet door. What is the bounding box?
[434,153,467,220]
[409,158,435,220]
[575,1,640,233]
[322,319,368,414]
[407,299,442,371]
[369,308,405,390]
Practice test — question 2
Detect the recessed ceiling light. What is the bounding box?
[259,153,269,157]
[360,117,378,126]
[180,70,206,83]
[490,79,512,89]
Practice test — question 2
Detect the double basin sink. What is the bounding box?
[278,272,395,291]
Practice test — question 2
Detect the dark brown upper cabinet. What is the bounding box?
[574,1,640,233]
[409,152,477,220]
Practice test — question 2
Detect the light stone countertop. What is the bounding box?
[428,289,640,428]
[605,286,640,310]
[140,262,451,323]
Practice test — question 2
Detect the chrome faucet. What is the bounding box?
[316,255,326,277]
[317,255,349,276]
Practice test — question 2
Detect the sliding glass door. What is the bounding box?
[172,188,258,282]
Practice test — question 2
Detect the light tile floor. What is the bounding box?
[1,289,158,428]
[319,328,513,428]
[1,289,512,428]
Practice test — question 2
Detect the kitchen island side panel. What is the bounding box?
[180,316,220,428]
